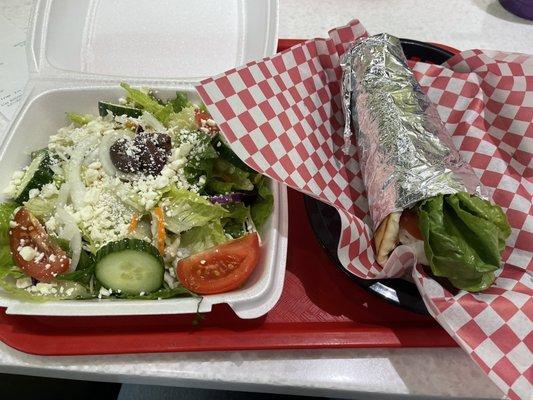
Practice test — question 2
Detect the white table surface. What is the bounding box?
[0,0,531,398]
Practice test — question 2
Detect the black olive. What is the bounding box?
[134,133,172,175]
[109,138,139,173]
[109,132,172,176]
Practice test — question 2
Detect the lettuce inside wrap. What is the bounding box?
[416,192,511,292]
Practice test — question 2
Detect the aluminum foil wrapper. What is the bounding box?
[341,33,481,229]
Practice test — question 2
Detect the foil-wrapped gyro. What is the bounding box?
[341,34,511,291]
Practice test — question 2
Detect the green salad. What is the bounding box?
[0,83,273,301]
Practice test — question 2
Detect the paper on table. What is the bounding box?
[196,20,532,400]
[0,14,28,123]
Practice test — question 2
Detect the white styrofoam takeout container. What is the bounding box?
[0,0,288,318]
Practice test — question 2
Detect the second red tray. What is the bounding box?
[0,189,456,356]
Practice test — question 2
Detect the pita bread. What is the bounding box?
[374,211,401,265]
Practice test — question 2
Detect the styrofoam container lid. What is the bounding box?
[0,0,288,319]
[30,0,278,81]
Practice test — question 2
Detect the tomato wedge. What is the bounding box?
[177,233,260,295]
[194,109,219,133]
[9,207,70,282]
[399,208,423,240]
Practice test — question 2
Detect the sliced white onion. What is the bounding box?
[66,138,95,209]
[98,131,136,180]
[82,147,99,166]
[150,212,158,248]
[49,163,63,177]
[141,111,166,132]
[54,149,69,162]
[99,132,120,177]
[57,182,70,208]
[56,208,82,272]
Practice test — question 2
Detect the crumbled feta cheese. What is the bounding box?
[40,183,59,198]
[161,167,175,179]
[28,188,40,199]
[9,221,18,228]
[34,283,57,296]
[12,170,24,180]
[99,287,111,297]
[154,175,169,189]
[45,216,57,232]
[88,161,102,170]
[19,246,38,261]
[3,107,222,257]
[206,118,216,127]
[35,252,45,262]
[16,277,33,289]
[3,184,17,196]
[78,206,92,221]
[84,167,101,184]
[176,143,193,158]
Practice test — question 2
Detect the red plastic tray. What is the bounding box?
[0,40,458,356]
[0,189,456,356]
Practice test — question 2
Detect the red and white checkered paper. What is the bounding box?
[196,20,533,400]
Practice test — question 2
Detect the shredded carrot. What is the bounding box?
[128,214,139,233]
[153,207,166,255]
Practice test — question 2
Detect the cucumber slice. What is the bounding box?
[14,151,54,203]
[98,101,142,118]
[95,238,164,295]
[213,134,255,173]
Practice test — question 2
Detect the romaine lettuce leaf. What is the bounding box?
[0,265,25,281]
[180,221,227,255]
[168,105,198,132]
[0,202,16,245]
[179,130,217,188]
[209,158,254,193]
[417,193,511,292]
[0,245,14,268]
[168,92,191,113]
[120,83,173,125]
[0,263,90,301]
[163,187,227,233]
[206,180,234,194]
[222,202,251,238]
[66,112,93,126]
[250,176,273,229]
[56,250,95,285]
[114,285,194,300]
[24,195,57,220]
[212,134,255,174]
[1,281,90,301]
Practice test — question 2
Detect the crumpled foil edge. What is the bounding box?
[340,33,481,229]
